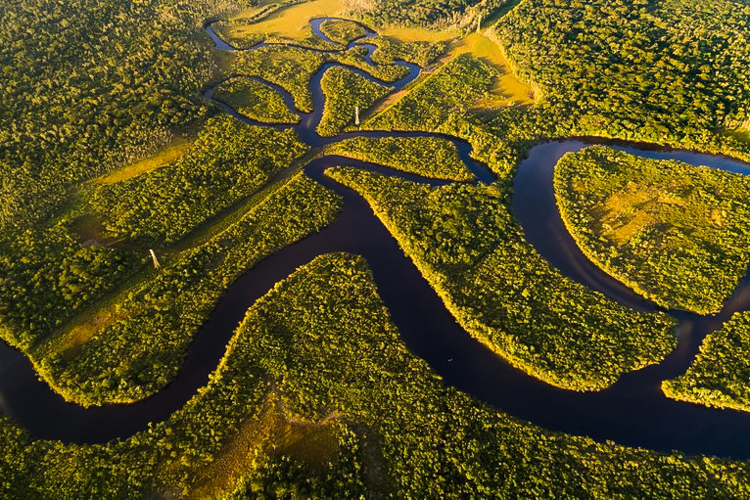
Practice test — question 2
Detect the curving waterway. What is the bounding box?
[3,17,750,460]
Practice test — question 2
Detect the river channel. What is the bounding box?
[2,17,750,460]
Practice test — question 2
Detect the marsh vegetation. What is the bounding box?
[555,146,750,315]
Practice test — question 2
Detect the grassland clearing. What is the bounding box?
[450,32,534,106]
[726,122,750,146]
[378,26,457,43]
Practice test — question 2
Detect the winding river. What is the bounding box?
[3,17,750,460]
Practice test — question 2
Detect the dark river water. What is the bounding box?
[3,18,750,460]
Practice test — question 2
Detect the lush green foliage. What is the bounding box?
[350,0,508,29]
[326,136,474,181]
[90,117,308,245]
[0,0,260,355]
[41,173,341,406]
[367,36,449,67]
[366,54,496,131]
[495,0,750,151]
[328,168,677,390]
[234,44,406,113]
[3,254,749,499]
[7,0,750,496]
[0,0,247,229]
[425,0,750,195]
[234,45,328,112]
[555,146,750,315]
[317,67,391,137]
[0,222,143,350]
[664,312,750,413]
[213,77,299,124]
[319,19,366,44]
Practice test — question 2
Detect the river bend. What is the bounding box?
[2,18,750,460]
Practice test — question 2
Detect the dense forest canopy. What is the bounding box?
[0,0,251,229]
[7,0,749,233]
[665,311,750,413]
[4,0,750,496]
[3,255,748,499]
[495,0,750,146]
[348,0,513,28]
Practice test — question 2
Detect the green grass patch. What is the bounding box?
[186,395,341,500]
[95,138,192,185]
[214,0,347,49]
[452,32,534,106]
[725,121,750,147]
[555,146,750,315]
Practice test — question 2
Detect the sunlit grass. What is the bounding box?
[372,29,533,108]
[557,146,750,315]
[96,138,191,185]
[597,183,695,244]
[450,33,534,106]
[222,0,346,42]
